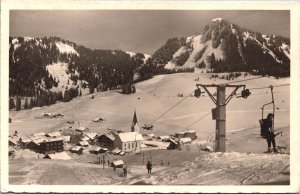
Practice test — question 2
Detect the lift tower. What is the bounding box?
[196,84,247,152]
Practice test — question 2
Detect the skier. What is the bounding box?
[260,113,277,152]
[146,161,152,174]
[123,165,127,177]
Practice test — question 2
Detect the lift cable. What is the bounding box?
[248,84,290,90]
[224,76,265,85]
[149,91,194,125]
[182,112,211,131]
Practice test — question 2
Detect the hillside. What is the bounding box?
[9,36,151,98]
[9,72,290,141]
[152,18,290,77]
[9,72,290,185]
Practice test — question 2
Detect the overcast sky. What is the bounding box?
[10,10,290,55]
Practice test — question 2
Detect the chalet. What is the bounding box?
[52,113,64,118]
[8,138,18,147]
[148,134,155,139]
[114,132,143,153]
[111,160,124,168]
[70,134,83,144]
[97,133,115,150]
[142,124,153,130]
[100,147,109,153]
[18,138,32,148]
[157,135,170,142]
[46,131,61,138]
[77,140,89,147]
[89,146,102,154]
[75,127,89,133]
[84,132,98,145]
[81,136,90,141]
[184,130,197,140]
[41,112,52,118]
[167,139,179,150]
[70,146,84,155]
[59,136,71,142]
[85,132,98,140]
[179,137,192,144]
[26,141,40,151]
[39,139,64,154]
[33,132,46,137]
[92,117,104,122]
[111,148,122,155]
[175,132,185,139]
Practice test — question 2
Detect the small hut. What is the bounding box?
[111,160,124,168]
[70,146,84,155]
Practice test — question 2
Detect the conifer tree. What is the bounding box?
[24,97,28,109]
[9,98,15,110]
[16,97,21,111]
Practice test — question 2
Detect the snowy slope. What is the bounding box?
[46,62,85,92]
[55,42,79,56]
[156,18,290,71]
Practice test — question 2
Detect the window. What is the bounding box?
[129,143,130,149]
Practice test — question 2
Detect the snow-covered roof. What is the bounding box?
[92,117,104,122]
[58,136,71,142]
[180,137,192,143]
[176,132,185,135]
[20,138,31,143]
[117,132,144,142]
[112,160,124,166]
[99,133,115,141]
[158,135,170,140]
[71,146,83,151]
[33,132,46,137]
[91,146,102,152]
[44,152,71,160]
[75,127,89,132]
[9,138,18,145]
[47,132,61,137]
[85,132,98,139]
[78,140,89,146]
[169,139,178,145]
[81,136,90,141]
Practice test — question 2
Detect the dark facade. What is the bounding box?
[97,134,115,150]
[39,140,64,154]
[184,132,197,140]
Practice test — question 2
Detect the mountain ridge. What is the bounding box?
[152,18,290,76]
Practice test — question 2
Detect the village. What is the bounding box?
[8,110,211,173]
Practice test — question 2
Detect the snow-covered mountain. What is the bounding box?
[152,18,290,76]
[9,36,151,97]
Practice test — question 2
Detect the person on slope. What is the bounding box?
[260,113,277,153]
[146,161,153,174]
[123,164,128,177]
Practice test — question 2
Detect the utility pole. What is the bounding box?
[142,152,144,165]
[196,84,246,152]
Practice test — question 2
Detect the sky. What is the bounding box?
[10,10,290,55]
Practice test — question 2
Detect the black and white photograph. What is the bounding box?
[1,0,299,193]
